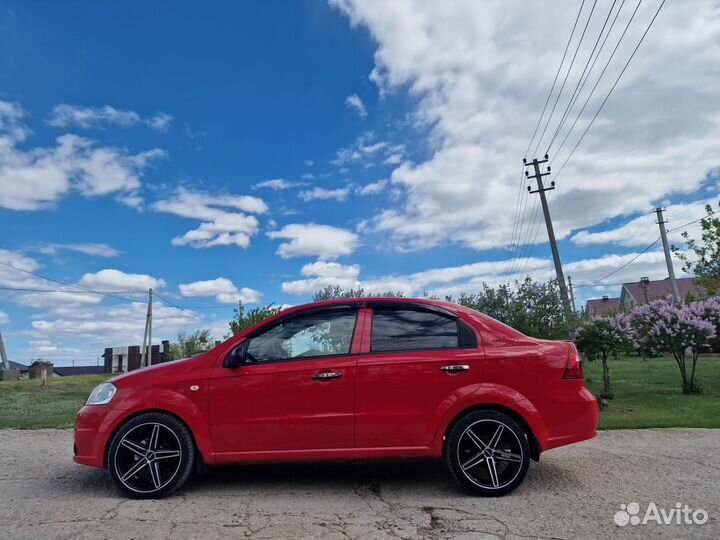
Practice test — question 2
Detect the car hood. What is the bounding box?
[108,354,207,387]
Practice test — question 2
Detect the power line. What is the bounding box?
[523,0,588,159]
[507,0,593,281]
[0,286,144,294]
[153,292,217,324]
[552,0,668,182]
[575,238,661,287]
[531,0,599,158]
[0,259,140,302]
[550,0,643,163]
[546,0,623,154]
[575,208,714,288]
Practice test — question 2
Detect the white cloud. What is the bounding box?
[332,133,401,167]
[152,187,267,249]
[253,178,300,190]
[345,94,368,118]
[571,198,715,247]
[179,277,263,305]
[0,310,9,324]
[48,104,173,131]
[30,301,207,347]
[280,249,688,299]
[78,269,166,292]
[331,1,720,254]
[15,290,102,309]
[0,101,164,210]
[299,187,350,202]
[357,179,388,196]
[282,262,361,295]
[267,223,360,260]
[35,243,120,258]
[304,159,315,166]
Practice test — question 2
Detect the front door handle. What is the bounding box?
[312,372,342,380]
[440,364,470,373]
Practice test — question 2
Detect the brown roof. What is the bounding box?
[586,297,620,315]
[622,277,701,304]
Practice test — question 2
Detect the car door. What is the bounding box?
[355,305,481,449]
[208,307,361,454]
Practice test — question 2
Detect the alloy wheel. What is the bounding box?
[113,422,183,494]
[456,419,524,490]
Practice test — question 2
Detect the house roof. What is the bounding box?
[53,366,106,377]
[6,360,28,371]
[586,297,621,315]
[622,277,701,304]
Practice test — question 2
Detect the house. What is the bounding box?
[619,277,702,310]
[585,296,620,315]
[103,340,172,373]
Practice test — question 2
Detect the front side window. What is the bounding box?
[371,308,462,353]
[246,310,357,362]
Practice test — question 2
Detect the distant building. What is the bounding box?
[103,340,171,374]
[7,360,29,379]
[619,277,702,310]
[53,366,107,377]
[585,296,620,315]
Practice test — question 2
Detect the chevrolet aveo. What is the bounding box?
[74,298,598,498]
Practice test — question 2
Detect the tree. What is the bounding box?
[672,203,720,295]
[574,314,632,399]
[169,329,214,360]
[629,297,720,394]
[451,278,568,340]
[312,286,404,302]
[228,302,284,336]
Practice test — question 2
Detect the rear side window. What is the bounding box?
[371,308,475,352]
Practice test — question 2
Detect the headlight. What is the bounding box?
[86,382,117,405]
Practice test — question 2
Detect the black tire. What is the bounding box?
[107,412,195,499]
[445,410,530,497]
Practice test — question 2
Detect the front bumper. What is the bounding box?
[73,405,126,468]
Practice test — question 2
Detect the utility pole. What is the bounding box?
[568,275,576,313]
[0,329,9,371]
[524,155,574,337]
[655,207,682,303]
[140,288,153,368]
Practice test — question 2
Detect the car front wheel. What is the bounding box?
[107,412,195,499]
[445,410,531,496]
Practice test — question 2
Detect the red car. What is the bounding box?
[74,298,597,498]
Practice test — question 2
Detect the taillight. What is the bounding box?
[563,345,583,379]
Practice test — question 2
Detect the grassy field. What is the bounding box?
[0,357,719,430]
[584,355,720,429]
[0,374,111,429]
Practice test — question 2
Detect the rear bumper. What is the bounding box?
[73,405,126,468]
[541,386,598,452]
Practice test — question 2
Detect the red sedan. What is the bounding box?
[74,298,597,498]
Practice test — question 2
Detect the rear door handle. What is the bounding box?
[312,372,342,380]
[440,364,470,373]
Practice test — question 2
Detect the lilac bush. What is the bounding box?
[629,297,720,394]
[574,313,632,399]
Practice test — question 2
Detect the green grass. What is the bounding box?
[1,358,719,430]
[0,374,111,429]
[584,355,720,429]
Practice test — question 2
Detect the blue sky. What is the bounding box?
[1,1,719,364]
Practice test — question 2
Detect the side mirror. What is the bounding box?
[223,344,246,369]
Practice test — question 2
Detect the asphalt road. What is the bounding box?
[0,428,717,539]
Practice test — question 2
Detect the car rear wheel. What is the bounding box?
[445,410,530,496]
[107,412,195,499]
